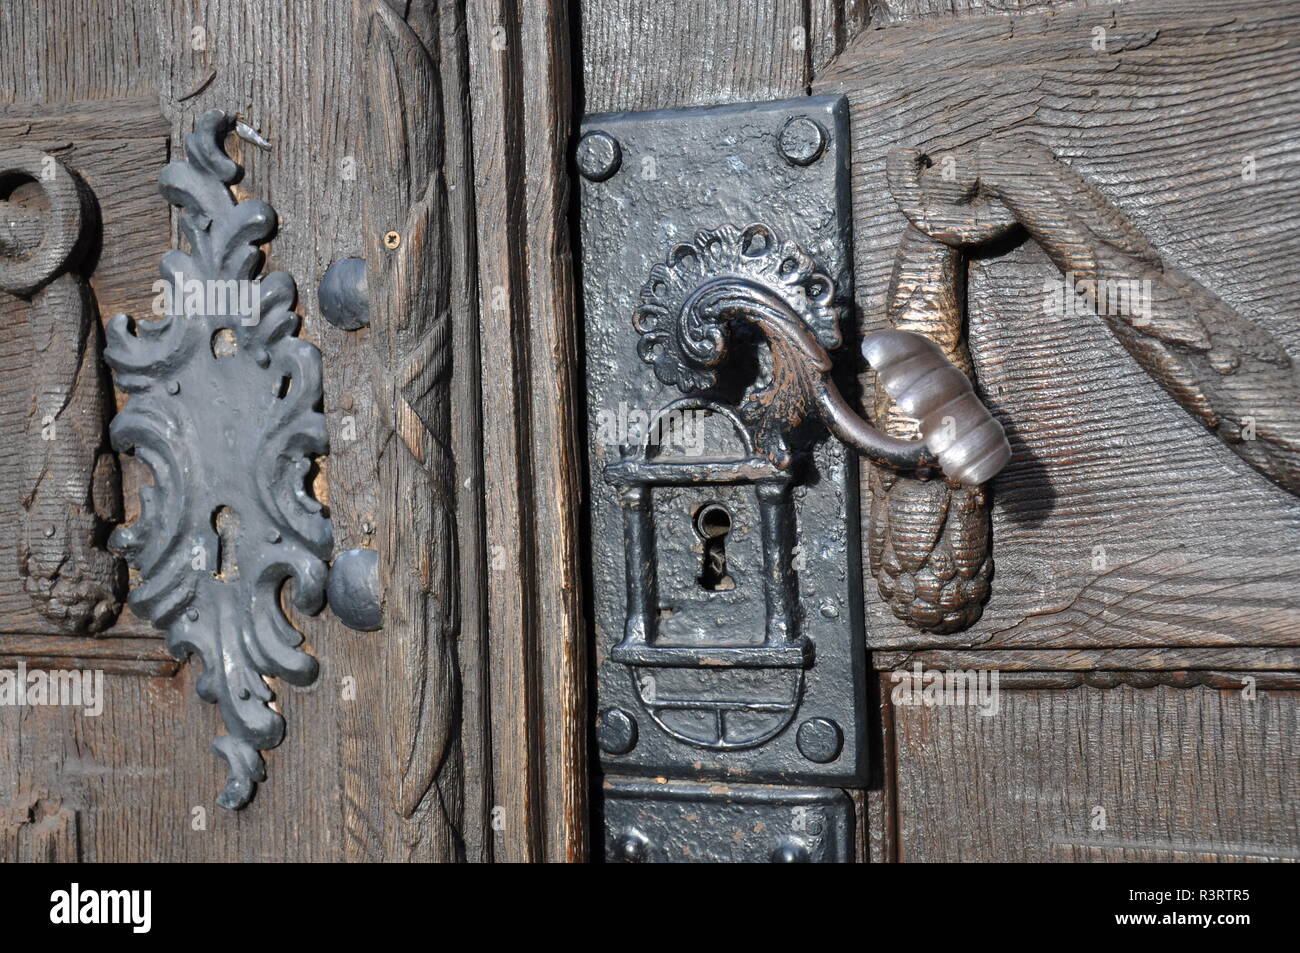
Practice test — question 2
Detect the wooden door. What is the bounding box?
[0,0,584,863]
[0,0,1295,864]
[575,0,1298,863]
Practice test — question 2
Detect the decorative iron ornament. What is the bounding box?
[582,97,874,792]
[104,110,331,809]
[633,222,1010,486]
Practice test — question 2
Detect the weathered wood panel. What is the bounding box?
[888,677,1298,861]
[816,0,1300,648]
[579,0,811,114]
[467,0,588,863]
[0,0,473,862]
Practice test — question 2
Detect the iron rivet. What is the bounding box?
[254,347,271,367]
[576,131,621,182]
[819,600,839,619]
[770,838,811,862]
[166,380,181,394]
[777,116,827,167]
[238,688,251,700]
[596,706,638,755]
[44,525,56,538]
[319,257,370,331]
[186,608,199,621]
[796,717,843,763]
[327,547,382,632]
[382,230,401,250]
[614,828,649,863]
[267,530,281,543]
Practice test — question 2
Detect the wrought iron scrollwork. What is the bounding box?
[104,110,331,809]
[633,222,1011,486]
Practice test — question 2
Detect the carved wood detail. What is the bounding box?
[889,139,1300,497]
[0,147,124,634]
[356,0,462,845]
[870,134,1300,635]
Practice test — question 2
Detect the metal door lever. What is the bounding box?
[632,221,1011,486]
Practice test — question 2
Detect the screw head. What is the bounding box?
[576,130,621,181]
[596,706,638,755]
[382,230,401,250]
[796,716,843,763]
[777,116,827,166]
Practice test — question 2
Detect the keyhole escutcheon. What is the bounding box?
[695,502,735,591]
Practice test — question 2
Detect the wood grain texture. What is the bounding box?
[816,0,1300,648]
[467,0,587,863]
[0,0,158,104]
[579,0,810,113]
[887,678,1298,861]
[867,0,1111,27]
[436,0,495,867]
[0,792,79,862]
[875,646,1300,672]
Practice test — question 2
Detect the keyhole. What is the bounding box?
[695,503,735,591]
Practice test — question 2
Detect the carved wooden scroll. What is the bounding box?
[104,111,331,809]
[872,138,1300,634]
[357,0,461,833]
[0,148,123,634]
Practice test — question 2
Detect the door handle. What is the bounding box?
[582,99,1008,859]
[633,221,1011,487]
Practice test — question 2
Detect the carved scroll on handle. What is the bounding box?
[890,140,1300,498]
[0,148,123,633]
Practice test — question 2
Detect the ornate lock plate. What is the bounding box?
[580,95,868,818]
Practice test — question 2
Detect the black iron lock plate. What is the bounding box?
[602,778,855,863]
[579,95,868,809]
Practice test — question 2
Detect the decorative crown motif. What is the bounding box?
[633,223,842,393]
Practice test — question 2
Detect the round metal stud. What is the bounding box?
[770,837,811,862]
[327,547,382,631]
[319,257,370,331]
[796,716,843,763]
[596,706,638,755]
[575,130,621,181]
[777,116,827,167]
[613,828,650,863]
